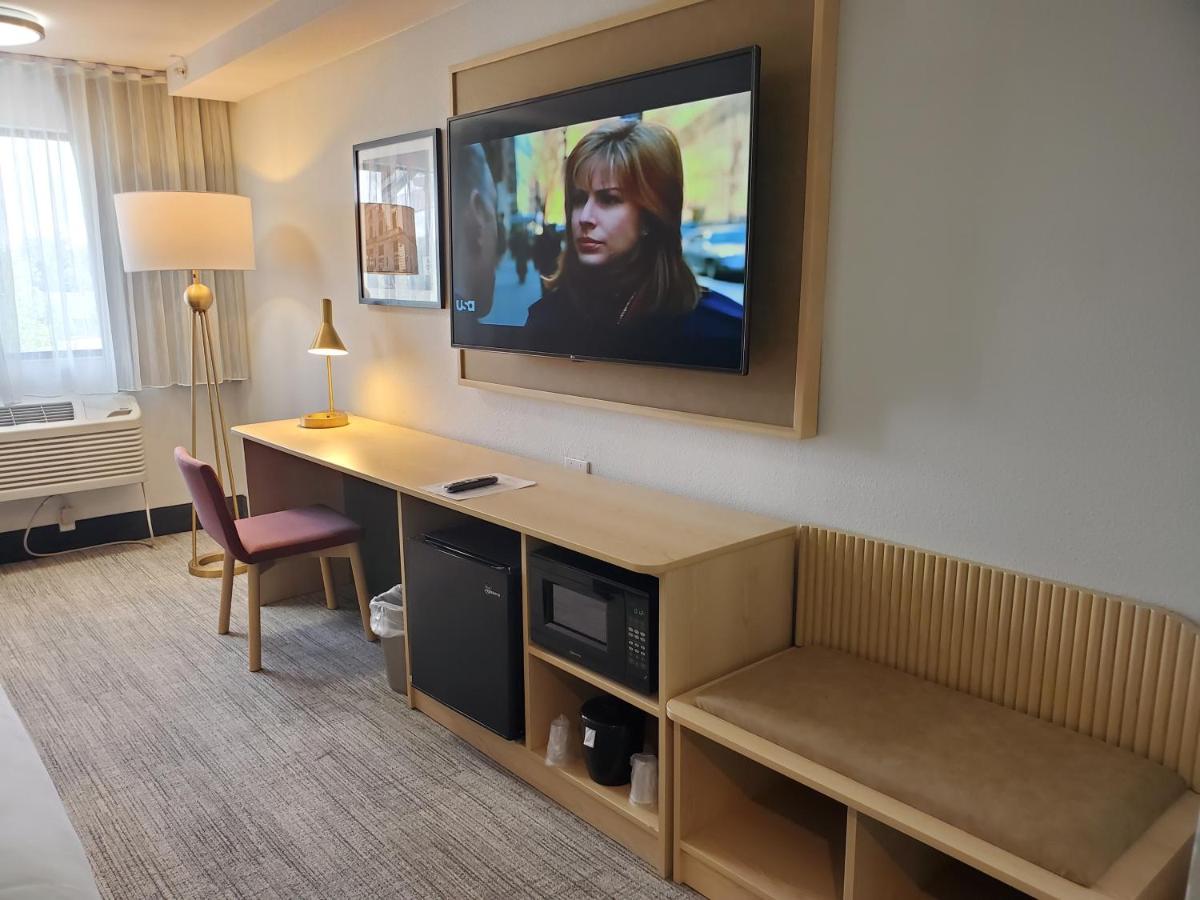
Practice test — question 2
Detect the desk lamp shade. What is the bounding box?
[113,190,255,579]
[302,298,350,428]
[309,298,348,355]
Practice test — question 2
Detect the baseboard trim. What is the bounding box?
[0,496,247,565]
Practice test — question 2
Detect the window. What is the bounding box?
[0,133,103,355]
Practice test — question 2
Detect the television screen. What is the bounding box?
[448,48,758,373]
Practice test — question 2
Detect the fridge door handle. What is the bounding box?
[421,536,512,572]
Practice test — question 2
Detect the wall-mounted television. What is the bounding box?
[448,47,759,374]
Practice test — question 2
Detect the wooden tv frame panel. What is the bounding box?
[449,0,840,439]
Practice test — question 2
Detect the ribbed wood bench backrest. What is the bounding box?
[795,526,1200,791]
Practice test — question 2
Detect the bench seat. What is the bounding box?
[690,645,1187,887]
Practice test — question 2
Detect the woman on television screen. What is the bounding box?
[523,118,745,371]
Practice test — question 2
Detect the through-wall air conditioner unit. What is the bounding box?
[0,395,147,503]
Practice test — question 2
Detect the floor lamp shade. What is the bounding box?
[114,191,255,272]
[113,190,255,579]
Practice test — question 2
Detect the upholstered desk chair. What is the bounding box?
[174,447,377,671]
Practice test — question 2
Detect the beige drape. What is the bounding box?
[84,67,249,387]
[0,54,247,401]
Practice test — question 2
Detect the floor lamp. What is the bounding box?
[114,191,256,578]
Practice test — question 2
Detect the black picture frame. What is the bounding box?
[353,128,444,308]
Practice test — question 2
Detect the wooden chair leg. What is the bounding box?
[218,552,235,635]
[347,543,377,642]
[248,563,262,672]
[319,557,338,610]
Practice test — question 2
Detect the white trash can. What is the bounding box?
[369,586,407,694]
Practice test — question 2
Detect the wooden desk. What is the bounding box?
[233,416,796,876]
[234,417,791,573]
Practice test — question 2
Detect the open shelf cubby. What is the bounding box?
[530,745,659,834]
[525,651,660,835]
[845,812,1030,900]
[676,727,845,899]
[526,645,659,715]
[675,723,1034,900]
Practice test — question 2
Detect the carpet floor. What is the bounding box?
[0,534,693,899]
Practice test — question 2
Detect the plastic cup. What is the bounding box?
[629,753,658,807]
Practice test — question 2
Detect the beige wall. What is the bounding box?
[231,0,1200,619]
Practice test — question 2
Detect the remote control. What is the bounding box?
[444,475,499,494]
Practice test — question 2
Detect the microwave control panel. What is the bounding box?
[626,603,653,688]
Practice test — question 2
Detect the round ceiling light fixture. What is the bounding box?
[0,7,45,46]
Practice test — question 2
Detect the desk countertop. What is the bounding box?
[233,417,794,574]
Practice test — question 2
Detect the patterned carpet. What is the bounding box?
[0,534,692,899]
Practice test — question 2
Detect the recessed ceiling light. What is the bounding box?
[0,7,45,46]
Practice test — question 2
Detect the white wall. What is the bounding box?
[231,0,1200,619]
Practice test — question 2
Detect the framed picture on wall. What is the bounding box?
[353,129,444,308]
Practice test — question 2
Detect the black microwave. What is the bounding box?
[528,545,658,695]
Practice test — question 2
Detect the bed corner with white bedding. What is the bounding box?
[0,687,101,900]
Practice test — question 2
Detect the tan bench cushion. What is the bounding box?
[693,645,1187,886]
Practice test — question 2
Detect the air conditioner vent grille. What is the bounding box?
[0,428,146,497]
[0,402,75,427]
[0,395,145,503]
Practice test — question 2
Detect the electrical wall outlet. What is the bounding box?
[58,504,76,532]
[563,456,592,474]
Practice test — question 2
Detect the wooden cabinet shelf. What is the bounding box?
[235,421,797,880]
[845,810,1030,900]
[525,650,659,836]
[532,745,659,834]
[681,791,844,900]
[674,719,1039,900]
[527,645,659,715]
[676,727,845,899]
[920,864,1031,899]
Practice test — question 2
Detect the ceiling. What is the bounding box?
[7,0,277,70]
[6,0,469,99]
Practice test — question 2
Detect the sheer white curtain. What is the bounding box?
[0,54,248,405]
[0,54,115,402]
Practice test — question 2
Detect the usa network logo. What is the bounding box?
[454,297,476,312]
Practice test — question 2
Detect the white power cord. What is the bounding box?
[22,486,156,559]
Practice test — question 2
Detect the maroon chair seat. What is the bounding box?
[235,505,362,564]
[174,446,376,672]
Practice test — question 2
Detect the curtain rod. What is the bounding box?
[0,49,165,78]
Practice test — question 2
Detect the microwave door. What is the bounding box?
[541,578,625,680]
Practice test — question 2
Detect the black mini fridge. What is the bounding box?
[405,522,524,739]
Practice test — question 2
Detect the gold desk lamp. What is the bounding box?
[114,191,255,578]
[301,298,349,428]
